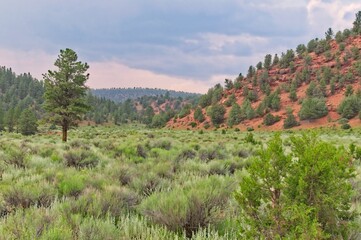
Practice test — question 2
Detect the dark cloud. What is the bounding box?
[0,0,358,83]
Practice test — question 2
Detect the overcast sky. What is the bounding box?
[1,0,360,93]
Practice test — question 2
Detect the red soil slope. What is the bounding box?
[168,36,361,130]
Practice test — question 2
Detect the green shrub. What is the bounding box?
[3,181,56,212]
[139,176,233,237]
[58,174,86,197]
[244,132,258,145]
[299,97,328,120]
[199,146,226,162]
[150,138,172,150]
[263,113,281,126]
[189,122,197,128]
[284,108,300,129]
[337,95,361,119]
[194,107,205,123]
[246,127,254,132]
[3,146,29,169]
[79,217,120,240]
[63,150,99,169]
[207,104,226,126]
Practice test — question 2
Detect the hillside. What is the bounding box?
[92,88,200,103]
[169,31,361,130]
[0,67,197,131]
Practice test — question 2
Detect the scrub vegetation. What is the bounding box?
[0,126,360,239]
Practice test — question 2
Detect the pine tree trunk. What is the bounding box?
[62,124,68,142]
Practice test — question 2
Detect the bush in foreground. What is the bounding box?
[235,133,357,239]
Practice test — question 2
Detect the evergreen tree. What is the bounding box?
[43,49,90,142]
[330,78,336,95]
[264,54,272,70]
[256,61,263,70]
[19,109,38,135]
[242,100,255,120]
[353,11,361,34]
[296,44,307,56]
[325,27,334,40]
[5,108,15,132]
[337,95,361,119]
[345,85,354,96]
[208,104,226,126]
[283,108,299,129]
[263,113,280,126]
[227,103,243,127]
[193,107,205,123]
[273,54,279,66]
[0,103,4,131]
[299,98,328,120]
[289,88,297,102]
[247,66,256,78]
[224,79,233,90]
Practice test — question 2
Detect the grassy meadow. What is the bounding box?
[0,125,360,239]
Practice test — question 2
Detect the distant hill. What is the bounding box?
[169,19,361,130]
[0,67,199,130]
[91,88,201,103]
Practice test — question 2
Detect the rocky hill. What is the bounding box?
[168,31,361,130]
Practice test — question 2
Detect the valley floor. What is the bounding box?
[0,125,360,239]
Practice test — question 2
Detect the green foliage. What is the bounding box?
[18,109,38,135]
[208,104,226,126]
[345,85,354,96]
[307,39,318,53]
[0,125,360,239]
[325,27,334,40]
[224,79,233,90]
[256,61,262,70]
[57,174,86,197]
[339,42,346,51]
[335,30,344,43]
[279,49,295,68]
[263,113,281,126]
[194,107,205,122]
[337,95,361,119]
[227,103,243,127]
[306,81,325,98]
[296,44,307,56]
[241,100,255,120]
[299,97,328,120]
[353,11,361,34]
[43,49,90,142]
[178,104,191,118]
[247,89,258,102]
[63,149,99,169]
[224,93,236,107]
[264,54,272,70]
[289,85,298,102]
[140,176,232,237]
[283,108,299,129]
[272,54,279,65]
[315,39,331,55]
[150,114,167,128]
[341,123,352,129]
[247,65,256,78]
[235,134,356,239]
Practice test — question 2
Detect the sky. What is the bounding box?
[0,0,361,93]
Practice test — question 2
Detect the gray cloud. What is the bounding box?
[0,0,360,89]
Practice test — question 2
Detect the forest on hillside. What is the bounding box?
[92,88,200,103]
[0,67,199,134]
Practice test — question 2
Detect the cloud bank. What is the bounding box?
[0,0,360,93]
